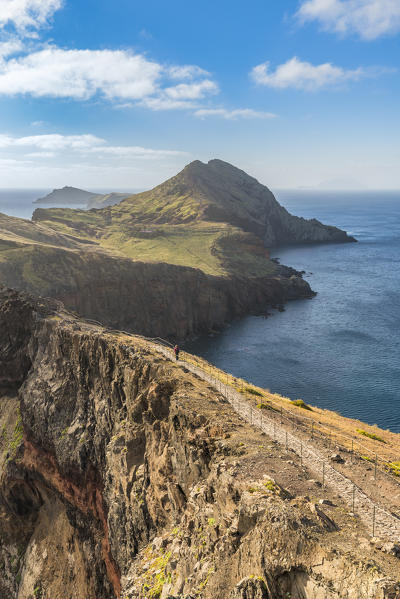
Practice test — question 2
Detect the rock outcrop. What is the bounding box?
[0,289,398,599]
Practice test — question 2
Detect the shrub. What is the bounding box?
[257,402,278,412]
[356,429,386,443]
[291,399,312,411]
[388,461,400,477]
[263,480,277,492]
[361,455,373,462]
[245,387,263,397]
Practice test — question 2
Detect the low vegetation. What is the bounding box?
[361,455,374,463]
[388,461,400,477]
[356,429,386,443]
[29,185,278,279]
[140,549,173,599]
[246,386,263,397]
[291,399,312,411]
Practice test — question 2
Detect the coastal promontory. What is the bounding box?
[0,159,355,339]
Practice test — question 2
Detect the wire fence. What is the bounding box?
[58,309,400,542]
[180,352,400,482]
[152,345,400,542]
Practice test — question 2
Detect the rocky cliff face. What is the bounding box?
[0,289,398,599]
[0,244,312,341]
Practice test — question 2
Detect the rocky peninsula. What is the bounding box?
[0,160,355,340]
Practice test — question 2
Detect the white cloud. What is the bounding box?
[0,48,161,99]
[25,151,55,157]
[139,79,219,111]
[0,37,23,57]
[0,45,218,109]
[0,132,187,159]
[0,0,62,32]
[168,65,210,80]
[0,133,104,149]
[163,80,218,100]
[297,0,400,40]
[83,145,187,159]
[140,97,199,111]
[250,57,373,90]
[0,135,190,188]
[194,108,276,120]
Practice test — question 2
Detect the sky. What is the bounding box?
[0,0,399,190]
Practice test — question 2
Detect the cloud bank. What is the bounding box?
[0,132,190,188]
[0,133,187,159]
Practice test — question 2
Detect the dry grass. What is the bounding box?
[179,349,400,466]
[95,329,400,476]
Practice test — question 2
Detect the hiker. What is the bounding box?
[174,344,180,361]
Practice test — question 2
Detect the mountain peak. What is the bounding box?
[112,159,355,246]
[183,158,254,179]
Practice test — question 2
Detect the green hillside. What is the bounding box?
[1,159,354,295]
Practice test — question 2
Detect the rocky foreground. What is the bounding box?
[0,288,399,599]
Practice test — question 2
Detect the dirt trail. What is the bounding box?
[153,344,400,543]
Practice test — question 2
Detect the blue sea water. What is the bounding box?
[0,188,119,218]
[0,189,52,219]
[186,190,400,433]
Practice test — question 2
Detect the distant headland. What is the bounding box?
[34,186,134,209]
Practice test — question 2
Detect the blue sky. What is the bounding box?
[0,0,399,189]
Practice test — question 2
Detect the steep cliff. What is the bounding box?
[0,234,311,340]
[0,289,398,599]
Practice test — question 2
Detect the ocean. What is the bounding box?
[1,188,400,432]
[0,189,53,219]
[187,190,400,433]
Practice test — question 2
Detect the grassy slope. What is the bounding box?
[31,197,277,278]
[176,347,400,471]
[0,164,280,295]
